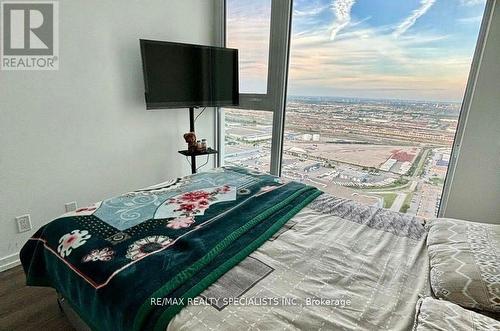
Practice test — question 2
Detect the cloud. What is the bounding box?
[294,5,329,17]
[226,0,272,84]
[287,20,469,101]
[228,0,476,101]
[460,0,486,6]
[393,0,436,38]
[330,0,356,41]
[457,15,483,24]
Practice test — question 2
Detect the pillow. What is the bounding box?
[426,218,500,312]
[413,297,500,331]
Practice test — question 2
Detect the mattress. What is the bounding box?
[21,167,431,330]
[168,194,431,330]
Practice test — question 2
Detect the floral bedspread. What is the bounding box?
[20,167,321,331]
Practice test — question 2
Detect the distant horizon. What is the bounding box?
[286,94,463,104]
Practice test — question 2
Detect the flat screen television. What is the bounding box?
[140,39,239,109]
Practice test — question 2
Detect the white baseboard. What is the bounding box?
[0,252,21,272]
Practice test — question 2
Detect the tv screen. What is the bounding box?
[140,39,239,109]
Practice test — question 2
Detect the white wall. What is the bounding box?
[0,0,217,269]
[442,0,500,224]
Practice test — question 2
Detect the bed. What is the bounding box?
[20,166,499,330]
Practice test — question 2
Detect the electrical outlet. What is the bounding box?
[65,201,78,212]
[16,214,32,233]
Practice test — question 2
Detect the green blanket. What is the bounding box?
[20,167,321,331]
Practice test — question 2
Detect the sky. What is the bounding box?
[227,0,487,102]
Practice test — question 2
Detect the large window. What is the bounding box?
[223,0,488,218]
[223,0,292,174]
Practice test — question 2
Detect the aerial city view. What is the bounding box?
[224,98,459,218]
[225,0,485,218]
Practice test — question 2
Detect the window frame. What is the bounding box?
[438,0,495,217]
[218,0,293,175]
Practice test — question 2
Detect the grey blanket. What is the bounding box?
[168,194,431,330]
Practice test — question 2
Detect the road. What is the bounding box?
[410,149,430,179]
[390,193,407,212]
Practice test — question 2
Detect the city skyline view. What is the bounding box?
[225,0,486,218]
[225,97,460,218]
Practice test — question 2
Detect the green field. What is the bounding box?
[410,149,430,178]
[379,193,397,209]
[429,177,445,186]
[399,192,413,213]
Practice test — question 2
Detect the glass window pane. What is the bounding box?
[224,108,273,173]
[284,1,486,218]
[226,0,271,94]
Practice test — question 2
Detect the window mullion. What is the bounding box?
[268,0,293,175]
